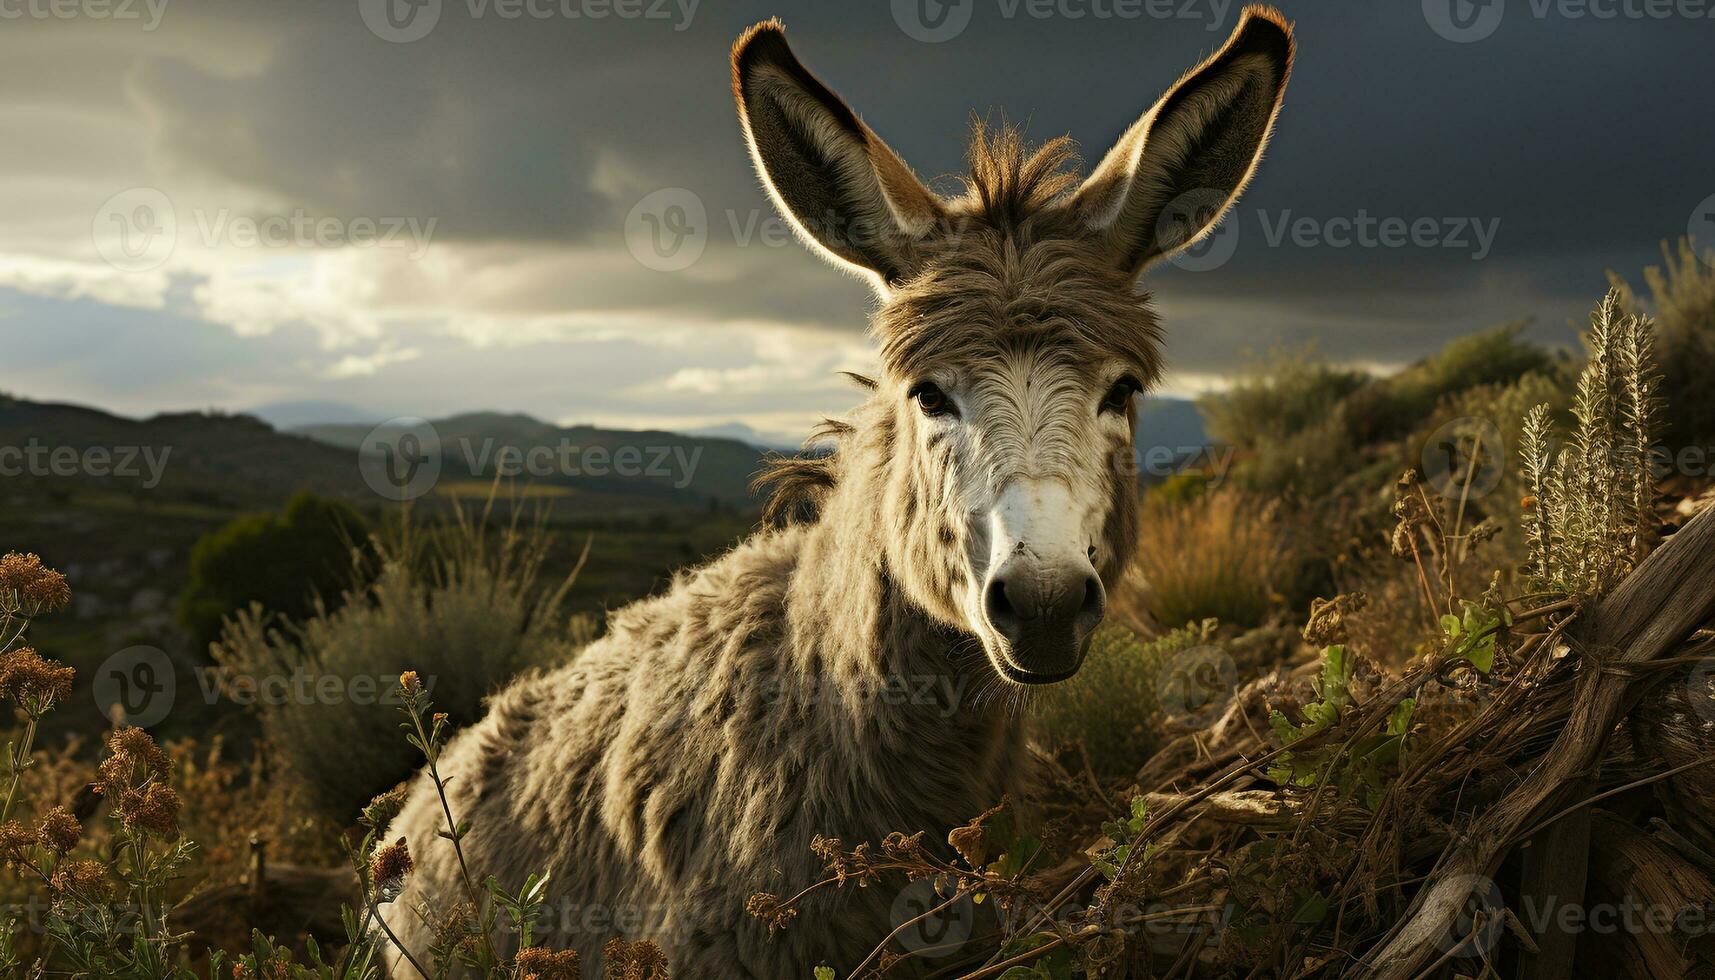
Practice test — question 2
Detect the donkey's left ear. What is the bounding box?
[732,19,946,292]
[1068,4,1293,279]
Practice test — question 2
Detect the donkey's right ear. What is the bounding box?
[732,20,946,292]
[1068,4,1294,279]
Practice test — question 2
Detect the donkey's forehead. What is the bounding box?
[873,233,1165,384]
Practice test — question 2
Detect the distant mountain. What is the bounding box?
[1135,396,1209,453]
[0,394,371,507]
[1133,396,1210,481]
[0,395,772,515]
[247,399,383,429]
[682,421,799,452]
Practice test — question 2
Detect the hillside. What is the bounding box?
[293,411,766,507]
[0,395,768,726]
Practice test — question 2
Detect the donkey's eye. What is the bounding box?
[1100,376,1141,415]
[909,382,955,418]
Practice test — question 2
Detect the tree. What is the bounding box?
[177,492,368,655]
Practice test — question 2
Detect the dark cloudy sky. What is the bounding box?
[2,0,1710,442]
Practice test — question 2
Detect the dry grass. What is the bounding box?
[1122,489,1300,633]
[211,503,596,821]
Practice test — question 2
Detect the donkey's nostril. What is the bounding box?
[985,578,1021,639]
[1080,575,1102,616]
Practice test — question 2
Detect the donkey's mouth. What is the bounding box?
[996,662,1078,685]
[993,635,1094,685]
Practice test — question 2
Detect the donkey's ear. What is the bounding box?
[732,20,946,291]
[1069,4,1293,278]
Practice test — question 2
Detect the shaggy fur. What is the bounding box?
[381,8,1292,976]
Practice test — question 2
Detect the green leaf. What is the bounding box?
[1316,645,1350,707]
[1440,614,1462,639]
[1387,698,1416,737]
[813,967,835,980]
[1292,891,1329,925]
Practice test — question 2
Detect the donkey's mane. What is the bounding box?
[752,374,872,527]
[959,123,1083,234]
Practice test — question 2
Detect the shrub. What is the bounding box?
[1520,289,1661,595]
[179,492,369,656]
[1200,354,1369,456]
[1611,238,1715,449]
[1125,490,1306,632]
[1033,622,1205,776]
[1345,323,1551,446]
[1413,368,1570,557]
[211,511,595,820]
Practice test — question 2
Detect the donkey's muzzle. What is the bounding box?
[983,560,1106,683]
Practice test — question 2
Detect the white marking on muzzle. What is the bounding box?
[988,478,1092,578]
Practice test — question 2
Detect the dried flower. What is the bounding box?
[370,837,413,890]
[517,947,582,980]
[115,782,181,838]
[0,820,33,857]
[881,830,926,861]
[399,671,423,696]
[0,647,75,708]
[49,859,111,899]
[745,892,796,932]
[96,727,172,793]
[1303,592,1368,647]
[601,938,667,980]
[36,806,81,854]
[1389,472,1435,561]
[362,785,410,831]
[0,552,71,614]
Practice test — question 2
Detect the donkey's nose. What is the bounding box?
[983,560,1105,682]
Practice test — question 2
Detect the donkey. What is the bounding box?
[381,7,1292,976]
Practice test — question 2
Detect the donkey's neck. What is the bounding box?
[777,435,1026,835]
